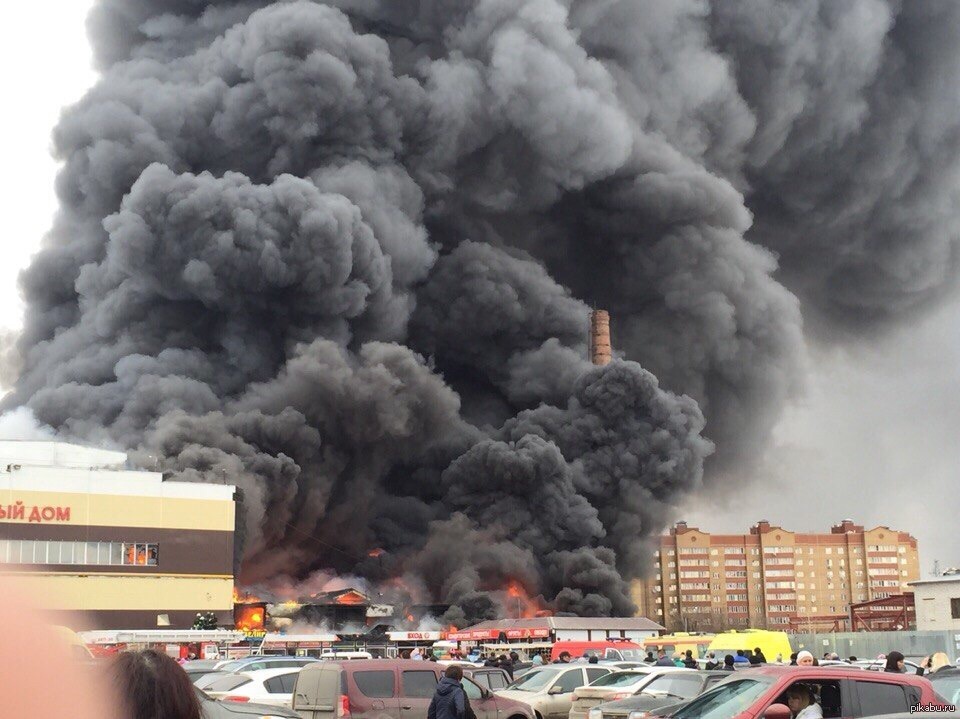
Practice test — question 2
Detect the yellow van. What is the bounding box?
[707,629,792,662]
[643,632,715,659]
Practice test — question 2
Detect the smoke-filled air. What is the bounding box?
[5,0,960,623]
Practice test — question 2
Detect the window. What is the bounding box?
[642,673,705,699]
[951,598,960,619]
[206,675,252,692]
[586,668,609,683]
[552,669,585,694]
[856,681,909,715]
[264,673,298,693]
[402,671,438,698]
[462,678,483,700]
[354,671,395,698]
[486,673,507,690]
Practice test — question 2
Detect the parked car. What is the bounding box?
[293,658,536,719]
[497,664,612,719]
[853,659,923,673]
[204,668,301,707]
[184,660,228,683]
[551,642,644,663]
[197,687,301,718]
[466,666,514,691]
[646,666,948,719]
[214,655,320,673]
[569,668,692,719]
[585,671,728,719]
[196,671,239,689]
[926,667,960,705]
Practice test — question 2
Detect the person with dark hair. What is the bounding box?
[555,651,572,664]
[108,649,201,719]
[789,653,798,666]
[588,655,599,664]
[497,654,514,680]
[644,651,656,664]
[682,650,698,669]
[704,652,718,670]
[734,650,749,665]
[848,656,858,662]
[429,665,468,719]
[752,647,767,664]
[722,654,736,671]
[884,651,905,673]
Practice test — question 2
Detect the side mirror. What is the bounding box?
[480,687,492,699]
[763,703,792,719]
[548,685,565,695]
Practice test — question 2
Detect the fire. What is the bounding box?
[233,587,263,604]
[368,548,385,558]
[503,580,549,618]
[333,591,366,605]
[234,602,267,632]
[406,613,415,623]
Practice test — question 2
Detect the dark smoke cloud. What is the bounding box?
[7,0,958,621]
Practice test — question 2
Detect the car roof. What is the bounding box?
[737,666,929,684]
[236,667,306,680]
[305,659,446,670]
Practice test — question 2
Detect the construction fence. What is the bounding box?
[790,630,960,662]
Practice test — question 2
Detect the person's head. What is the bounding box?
[560,651,571,662]
[646,651,654,659]
[885,651,905,672]
[445,664,464,681]
[109,649,201,719]
[685,650,693,658]
[929,652,950,671]
[708,652,715,659]
[657,649,666,658]
[790,653,798,663]
[785,685,815,714]
[823,652,830,659]
[796,650,814,667]
[737,650,744,657]
[849,656,858,662]
[589,655,599,664]
[724,654,735,667]
[510,652,519,662]
[755,647,762,655]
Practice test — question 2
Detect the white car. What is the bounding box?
[568,667,694,719]
[203,667,301,707]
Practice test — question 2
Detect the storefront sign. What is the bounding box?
[0,501,72,523]
[447,629,501,641]
[388,631,443,641]
[505,628,550,639]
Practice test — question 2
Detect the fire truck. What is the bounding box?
[79,629,246,660]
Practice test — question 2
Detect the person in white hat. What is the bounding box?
[797,650,815,666]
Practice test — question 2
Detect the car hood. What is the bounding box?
[495,690,544,706]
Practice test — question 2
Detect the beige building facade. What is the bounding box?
[908,576,960,631]
[637,519,920,632]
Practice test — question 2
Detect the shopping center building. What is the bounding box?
[0,440,236,630]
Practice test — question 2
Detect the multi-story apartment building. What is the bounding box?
[635,519,919,632]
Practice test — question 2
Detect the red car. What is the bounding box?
[648,666,950,719]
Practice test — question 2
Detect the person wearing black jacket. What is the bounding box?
[429,665,469,719]
[682,650,698,669]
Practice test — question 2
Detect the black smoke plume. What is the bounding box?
[6,0,959,622]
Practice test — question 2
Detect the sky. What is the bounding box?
[0,2,956,578]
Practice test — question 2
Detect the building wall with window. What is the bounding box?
[637,519,920,632]
[908,576,960,631]
[0,440,236,630]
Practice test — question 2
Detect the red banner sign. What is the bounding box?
[505,628,550,639]
[0,501,71,523]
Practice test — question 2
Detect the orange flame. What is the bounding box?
[368,548,385,558]
[233,587,263,604]
[334,591,366,605]
[234,603,267,631]
[503,581,548,618]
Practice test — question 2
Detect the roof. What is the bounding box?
[0,440,127,469]
[731,666,930,684]
[908,576,960,586]
[457,616,664,632]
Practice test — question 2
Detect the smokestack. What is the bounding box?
[589,310,612,366]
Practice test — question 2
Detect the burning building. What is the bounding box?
[9,0,959,626]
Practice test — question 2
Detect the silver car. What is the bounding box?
[497,665,612,719]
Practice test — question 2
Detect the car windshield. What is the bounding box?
[642,673,706,700]
[590,672,645,688]
[509,667,564,691]
[671,678,772,719]
[216,660,247,672]
[619,650,638,659]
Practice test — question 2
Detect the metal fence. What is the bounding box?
[790,630,960,662]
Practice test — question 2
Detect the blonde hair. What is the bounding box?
[930,652,951,671]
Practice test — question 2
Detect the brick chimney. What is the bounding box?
[589,309,612,366]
